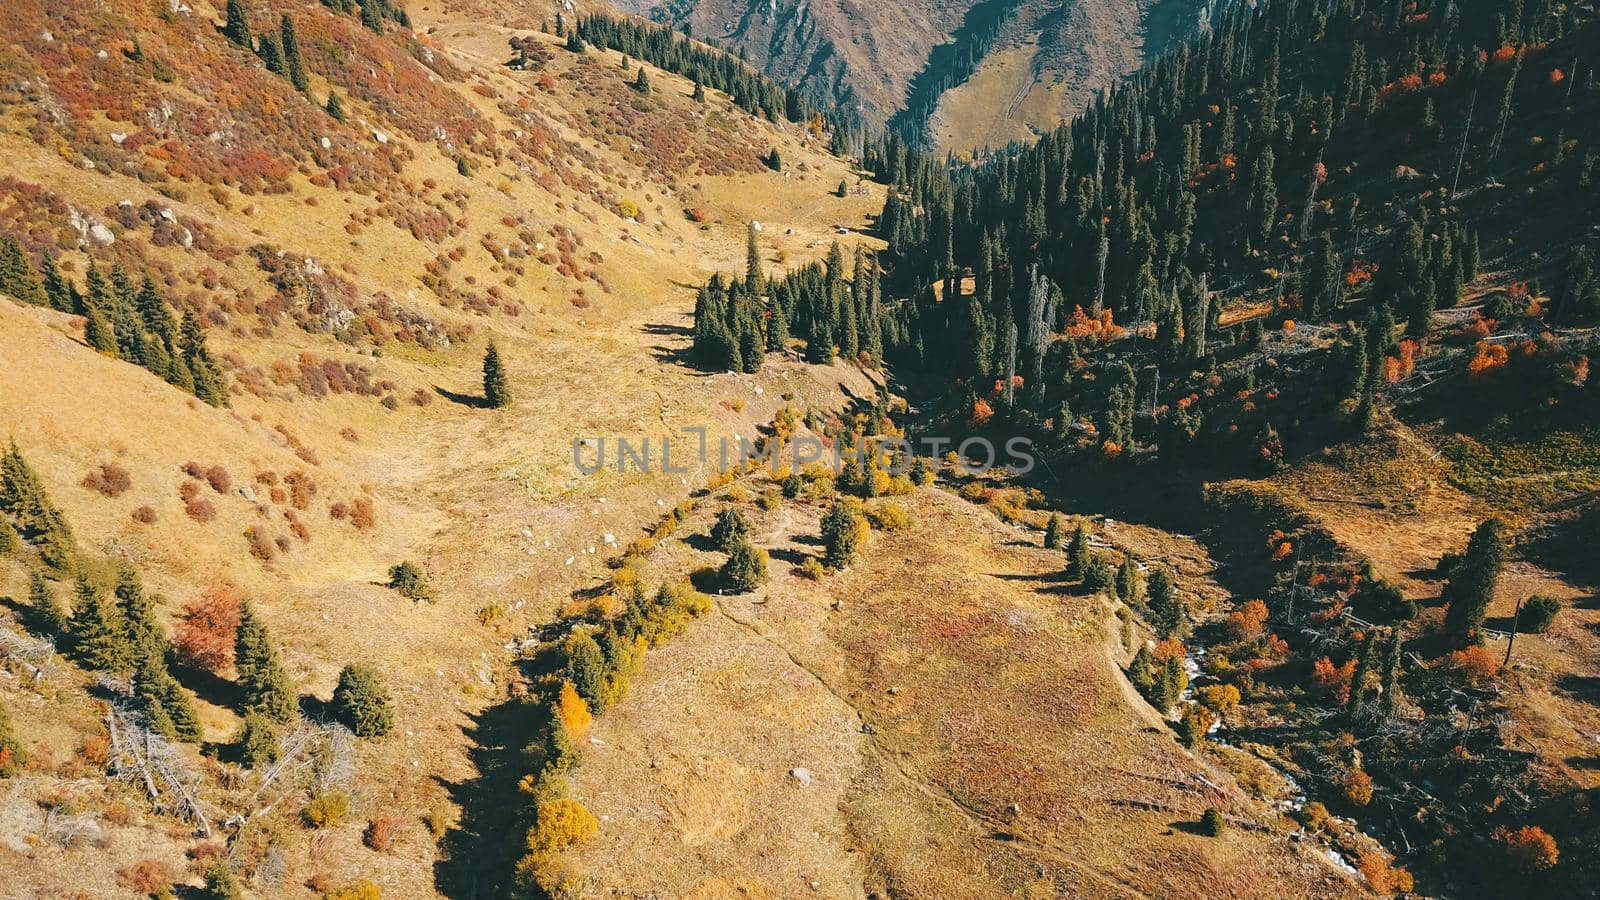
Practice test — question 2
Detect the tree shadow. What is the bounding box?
[433,385,489,409]
[642,322,693,337]
[434,686,543,899]
[1555,674,1600,701]
[770,547,812,567]
[1168,817,1212,836]
[682,532,720,552]
[175,664,239,712]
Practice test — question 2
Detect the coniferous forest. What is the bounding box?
[694,0,1599,474]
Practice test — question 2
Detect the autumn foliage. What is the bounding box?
[1494,824,1559,872]
[174,586,243,673]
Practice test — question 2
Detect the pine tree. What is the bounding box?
[0,518,14,556]
[564,631,608,712]
[234,600,297,722]
[71,575,134,674]
[84,301,117,354]
[280,16,309,93]
[331,664,394,737]
[0,442,75,571]
[1442,518,1508,645]
[1146,566,1182,638]
[29,570,68,636]
[821,501,862,569]
[223,0,252,48]
[745,224,762,288]
[482,341,510,408]
[180,310,228,406]
[1067,523,1091,580]
[1043,513,1064,549]
[710,506,750,552]
[361,0,385,33]
[325,91,346,121]
[236,710,281,768]
[692,79,706,102]
[633,67,651,95]
[720,540,769,592]
[0,235,47,306]
[1116,557,1141,606]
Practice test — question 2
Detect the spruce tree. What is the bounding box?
[0,518,15,556]
[1042,513,1064,549]
[710,506,750,552]
[84,302,118,354]
[720,540,768,592]
[325,91,346,121]
[482,341,510,408]
[745,224,762,288]
[71,575,134,675]
[280,16,308,92]
[361,0,385,33]
[234,600,297,723]
[0,442,75,571]
[331,664,394,737]
[564,631,608,712]
[692,80,705,102]
[1067,523,1091,580]
[180,310,227,406]
[29,570,68,636]
[1146,566,1182,639]
[1116,557,1141,606]
[237,710,281,768]
[821,501,862,569]
[223,0,252,48]
[0,235,47,306]
[1442,518,1508,645]
[633,67,651,95]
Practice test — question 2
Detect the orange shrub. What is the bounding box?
[1440,645,1499,680]
[116,860,173,895]
[365,816,404,852]
[1494,824,1559,872]
[1342,768,1374,806]
[1225,599,1270,641]
[175,586,242,673]
[1467,341,1510,378]
[969,397,994,427]
[1312,656,1357,702]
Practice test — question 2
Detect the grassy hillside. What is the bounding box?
[0,1,885,894]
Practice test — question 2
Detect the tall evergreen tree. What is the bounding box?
[29,570,68,636]
[1146,566,1182,638]
[235,600,297,723]
[1442,518,1508,645]
[281,15,309,93]
[71,575,134,675]
[180,310,228,406]
[482,341,510,408]
[223,0,252,48]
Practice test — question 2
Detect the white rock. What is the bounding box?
[565,556,575,565]
[789,767,812,785]
[373,130,389,144]
[603,533,616,545]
